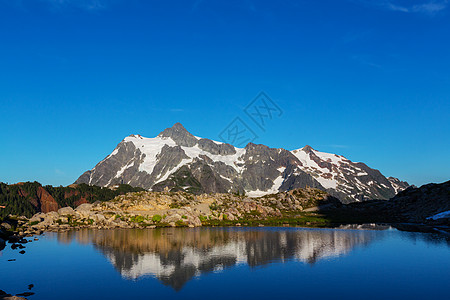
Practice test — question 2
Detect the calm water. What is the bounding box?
[1,227,449,300]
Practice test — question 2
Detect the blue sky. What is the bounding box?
[0,0,449,187]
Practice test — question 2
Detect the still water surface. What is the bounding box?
[1,227,449,299]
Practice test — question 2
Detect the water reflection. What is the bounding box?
[57,228,385,290]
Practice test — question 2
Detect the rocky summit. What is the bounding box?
[75,123,409,203]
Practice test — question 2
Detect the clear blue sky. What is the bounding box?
[0,0,449,187]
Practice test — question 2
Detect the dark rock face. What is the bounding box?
[198,139,236,155]
[75,123,410,203]
[280,171,324,192]
[157,122,198,147]
[334,180,450,225]
[387,180,450,222]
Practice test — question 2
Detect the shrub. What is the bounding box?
[152,215,162,222]
[175,220,186,227]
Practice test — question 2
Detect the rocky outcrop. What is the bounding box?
[21,187,341,232]
[387,180,450,223]
[331,180,450,227]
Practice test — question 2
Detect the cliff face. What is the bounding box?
[36,186,59,213]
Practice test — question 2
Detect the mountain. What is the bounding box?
[75,123,409,203]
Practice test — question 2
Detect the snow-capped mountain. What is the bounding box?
[75,123,409,203]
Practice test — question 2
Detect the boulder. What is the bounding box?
[164,214,182,223]
[75,203,93,214]
[0,222,12,230]
[45,211,59,220]
[187,216,202,227]
[58,207,75,216]
[92,214,106,223]
[29,213,46,223]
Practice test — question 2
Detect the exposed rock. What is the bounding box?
[36,186,58,213]
[18,187,338,232]
[1,222,12,230]
[198,138,236,155]
[29,213,46,223]
[57,207,75,216]
[157,122,198,147]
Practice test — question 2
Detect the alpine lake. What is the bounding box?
[1,226,449,300]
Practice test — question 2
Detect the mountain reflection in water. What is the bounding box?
[56,228,384,290]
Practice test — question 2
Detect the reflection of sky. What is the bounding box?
[0,228,449,299]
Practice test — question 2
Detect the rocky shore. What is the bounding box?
[2,188,340,237]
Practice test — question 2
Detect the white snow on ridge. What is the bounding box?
[181,144,246,173]
[291,148,338,189]
[315,175,338,189]
[115,162,134,178]
[123,134,247,180]
[313,150,345,165]
[124,135,178,175]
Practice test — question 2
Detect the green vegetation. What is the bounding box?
[130,215,146,223]
[175,220,186,227]
[152,214,162,222]
[199,212,332,228]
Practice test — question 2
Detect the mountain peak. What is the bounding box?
[302,145,315,153]
[171,122,186,130]
[158,123,198,147]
